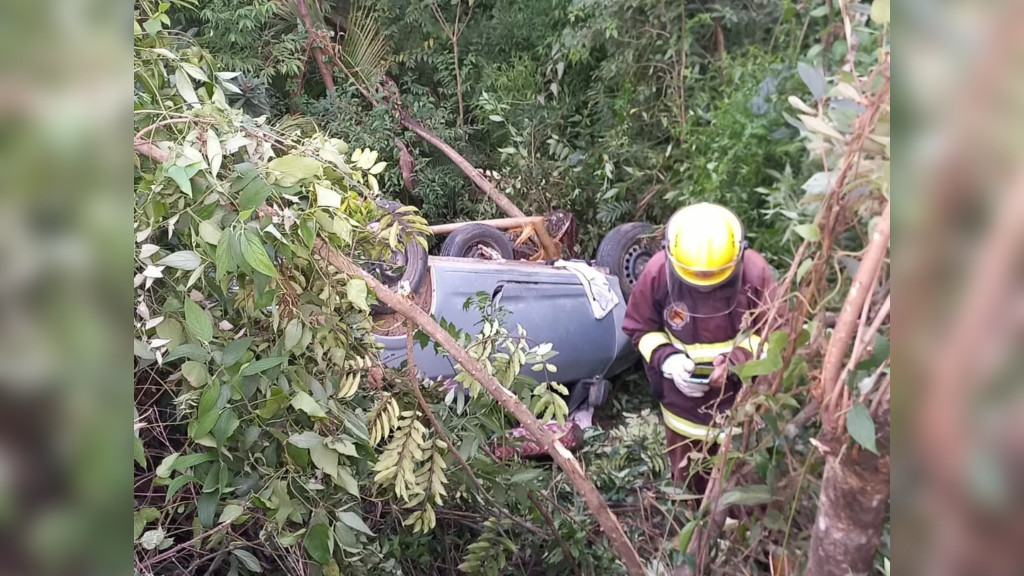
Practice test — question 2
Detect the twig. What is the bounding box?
[146,521,232,566]
[836,294,890,397]
[528,492,583,576]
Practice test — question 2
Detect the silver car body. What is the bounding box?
[376,256,636,382]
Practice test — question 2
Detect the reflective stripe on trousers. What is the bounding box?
[660,404,739,444]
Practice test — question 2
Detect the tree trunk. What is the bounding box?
[806,401,890,576]
[295,0,336,103]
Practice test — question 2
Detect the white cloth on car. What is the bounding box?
[553,259,620,320]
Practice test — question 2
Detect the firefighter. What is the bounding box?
[622,203,778,492]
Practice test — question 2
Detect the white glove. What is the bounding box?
[661,354,708,398]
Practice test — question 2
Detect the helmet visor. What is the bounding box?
[666,242,745,287]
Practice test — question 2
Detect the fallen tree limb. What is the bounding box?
[314,238,645,576]
[395,109,526,218]
[322,47,525,218]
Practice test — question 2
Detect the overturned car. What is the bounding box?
[369,212,661,418]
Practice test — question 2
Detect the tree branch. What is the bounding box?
[314,239,644,576]
[295,0,336,103]
[821,202,890,430]
[328,52,526,218]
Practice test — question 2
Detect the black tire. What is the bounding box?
[595,222,658,300]
[368,201,429,314]
[440,224,515,260]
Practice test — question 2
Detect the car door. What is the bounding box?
[491,276,617,384]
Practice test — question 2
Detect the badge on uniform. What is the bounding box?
[664,301,689,329]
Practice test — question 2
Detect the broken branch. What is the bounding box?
[314,239,645,576]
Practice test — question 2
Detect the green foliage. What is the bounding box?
[136,0,892,573]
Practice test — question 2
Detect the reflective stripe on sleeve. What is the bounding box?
[661,405,740,444]
[638,332,673,362]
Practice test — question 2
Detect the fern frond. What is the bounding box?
[341,0,390,87]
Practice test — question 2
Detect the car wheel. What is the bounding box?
[368,201,429,314]
[440,223,515,260]
[595,222,658,300]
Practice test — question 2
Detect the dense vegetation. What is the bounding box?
[134,0,890,574]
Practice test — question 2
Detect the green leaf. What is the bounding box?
[232,549,263,573]
[797,62,826,102]
[310,442,340,481]
[173,452,215,471]
[193,381,222,438]
[238,174,273,212]
[133,507,160,540]
[143,17,163,36]
[324,560,341,576]
[212,408,240,445]
[257,386,289,419]
[335,467,359,496]
[346,278,369,312]
[284,318,302,350]
[332,216,352,244]
[315,183,341,208]
[241,230,279,278]
[719,484,774,507]
[240,357,286,376]
[291,391,327,418]
[180,62,209,82]
[134,436,146,468]
[846,402,878,454]
[215,231,235,280]
[174,67,199,106]
[734,331,788,380]
[198,490,219,527]
[792,223,820,242]
[198,220,222,245]
[205,128,222,177]
[303,523,333,564]
[164,474,196,503]
[268,155,322,187]
[155,318,185,350]
[288,431,323,448]
[157,250,202,270]
[870,0,890,25]
[855,335,890,372]
[166,164,193,198]
[164,344,210,363]
[337,510,374,535]
[184,299,213,343]
[155,452,179,479]
[219,503,244,524]
[181,361,208,387]
[221,337,252,367]
[677,519,699,552]
[299,218,316,248]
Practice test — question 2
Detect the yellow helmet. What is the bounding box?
[666,203,745,287]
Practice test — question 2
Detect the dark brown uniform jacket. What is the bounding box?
[622,249,777,426]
